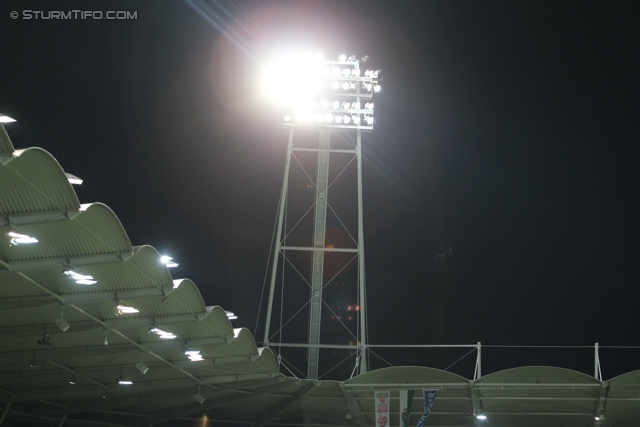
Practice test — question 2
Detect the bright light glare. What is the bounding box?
[118,380,133,385]
[150,327,177,339]
[117,305,140,314]
[263,54,326,105]
[476,415,487,421]
[161,256,178,268]
[320,99,329,108]
[331,101,340,109]
[7,232,38,245]
[374,84,381,92]
[0,115,16,123]
[64,269,97,285]
[65,173,83,185]
[284,115,292,122]
[185,350,204,361]
[338,54,347,62]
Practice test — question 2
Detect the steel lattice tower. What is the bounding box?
[262,53,381,379]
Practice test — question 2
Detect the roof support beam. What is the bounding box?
[0,313,209,339]
[2,373,281,404]
[252,382,316,427]
[0,252,133,273]
[61,378,279,416]
[151,378,295,424]
[2,210,80,226]
[0,287,172,311]
[0,356,254,387]
[0,336,232,364]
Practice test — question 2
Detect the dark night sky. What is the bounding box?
[1,1,639,379]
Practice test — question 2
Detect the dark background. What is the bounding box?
[1,0,639,379]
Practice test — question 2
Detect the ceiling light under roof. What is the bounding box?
[6,230,38,245]
[117,375,132,385]
[116,305,140,315]
[194,385,205,404]
[160,256,178,268]
[65,173,83,185]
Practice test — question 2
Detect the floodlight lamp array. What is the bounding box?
[266,52,381,129]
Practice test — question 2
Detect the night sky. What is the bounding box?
[1,1,639,380]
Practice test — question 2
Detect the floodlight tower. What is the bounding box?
[262,53,381,379]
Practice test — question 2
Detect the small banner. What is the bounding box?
[399,390,415,427]
[415,390,438,427]
[375,391,390,427]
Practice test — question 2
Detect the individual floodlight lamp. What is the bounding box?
[116,303,140,315]
[374,84,381,92]
[150,327,177,340]
[185,349,204,362]
[64,269,97,285]
[65,173,83,185]
[136,352,149,374]
[0,114,16,123]
[37,334,54,346]
[263,53,327,105]
[117,374,133,385]
[160,256,178,268]
[338,54,347,62]
[55,306,70,332]
[5,227,38,245]
[194,384,205,404]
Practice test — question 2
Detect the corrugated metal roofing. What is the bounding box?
[1,122,639,427]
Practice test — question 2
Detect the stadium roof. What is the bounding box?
[0,123,639,427]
